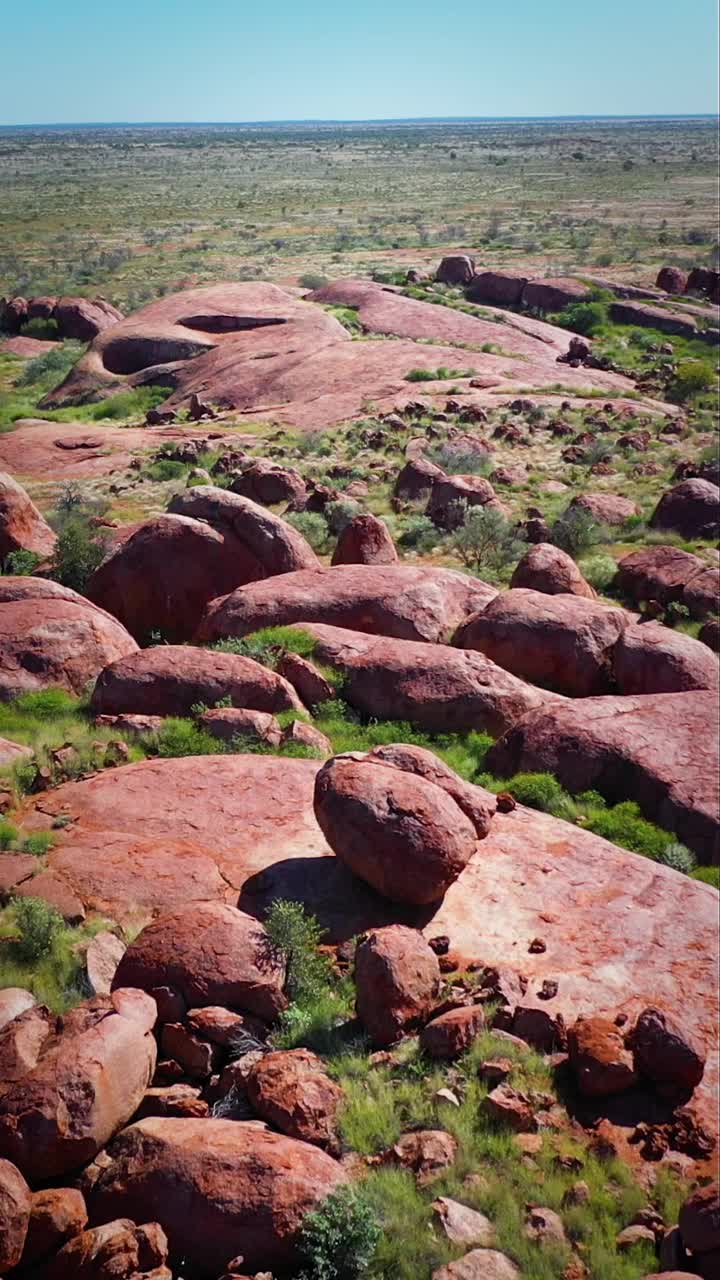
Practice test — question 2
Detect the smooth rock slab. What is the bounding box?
[432,1248,520,1280]
[89,1118,347,1276]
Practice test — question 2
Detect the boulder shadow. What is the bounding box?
[238,855,439,941]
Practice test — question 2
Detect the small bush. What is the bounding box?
[286,511,330,552]
[2,549,41,575]
[504,772,569,815]
[20,317,59,340]
[213,625,318,668]
[670,360,715,403]
[10,896,64,962]
[16,341,85,388]
[692,866,720,890]
[299,272,330,290]
[325,499,363,536]
[553,299,609,336]
[154,718,220,758]
[144,458,187,482]
[585,801,669,860]
[658,843,696,875]
[426,443,491,476]
[397,515,441,554]
[551,507,604,558]
[264,899,332,1004]
[578,553,618,593]
[298,1185,380,1280]
[452,504,526,578]
[49,516,108,593]
[405,366,475,382]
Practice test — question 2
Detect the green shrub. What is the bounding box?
[16,340,85,388]
[503,772,569,815]
[451,504,526,578]
[585,801,669,860]
[325,499,363,535]
[20,317,59,340]
[144,458,187,482]
[2,549,41,575]
[0,822,19,850]
[213,625,319,668]
[658,843,696,875]
[397,515,441,554]
[692,866,720,890]
[551,507,604,558]
[299,272,330,290]
[49,515,108,593]
[552,299,609,336]
[426,443,491,475]
[405,366,475,382]
[264,899,332,1004]
[578,553,618,594]
[286,511,330,552]
[10,896,64,962]
[154,718,220,757]
[670,360,715,403]
[298,1185,380,1280]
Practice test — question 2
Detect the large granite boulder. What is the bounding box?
[650,480,720,539]
[354,925,440,1046]
[0,472,56,562]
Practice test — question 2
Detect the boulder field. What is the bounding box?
[38,280,652,427]
[23,752,719,1132]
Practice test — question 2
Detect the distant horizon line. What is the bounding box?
[1,112,718,130]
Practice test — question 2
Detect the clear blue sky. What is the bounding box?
[1,0,718,125]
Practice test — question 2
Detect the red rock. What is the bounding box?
[85,931,126,996]
[0,993,157,1181]
[656,267,688,294]
[394,455,446,501]
[467,271,527,306]
[650,479,720,539]
[14,870,85,924]
[0,1157,31,1271]
[679,1183,720,1254]
[160,1024,219,1080]
[700,619,720,651]
[354,926,440,1046]
[432,1196,495,1246]
[0,737,31,769]
[331,514,397,566]
[512,1005,566,1052]
[0,297,28,333]
[0,471,56,561]
[436,255,475,285]
[526,1206,567,1244]
[90,645,301,717]
[89,1118,347,1276]
[510,543,595,598]
[246,1049,342,1149]
[389,1129,458,1183]
[112,903,287,1021]
[0,335,56,358]
[612,622,719,694]
[54,296,123,341]
[456,588,630,696]
[230,459,306,506]
[420,1006,486,1059]
[43,1218,170,1279]
[314,752,482,904]
[47,831,230,922]
[281,719,332,755]
[199,706,282,746]
[22,1187,88,1266]
[276,651,335,708]
[0,577,138,700]
[135,1084,209,1120]
[684,567,720,620]
[197,564,496,645]
[487,690,719,860]
[615,545,718,619]
[432,1248,520,1280]
[185,1007,262,1048]
[610,300,699,339]
[483,1084,537,1132]
[523,278,590,311]
[0,1006,52,1082]
[686,268,720,301]
[427,473,501,530]
[0,988,35,1032]
[305,623,557,735]
[567,492,640,526]
[628,1007,705,1095]
[567,1015,638,1096]
[26,296,58,321]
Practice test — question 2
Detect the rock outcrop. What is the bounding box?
[354,925,440,1046]
[509,543,595,598]
[0,471,56,562]
[650,479,720,539]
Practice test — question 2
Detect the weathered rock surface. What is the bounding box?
[509,542,595,598]
[354,926,440,1046]
[488,691,719,860]
[432,1197,495,1247]
[427,474,502,530]
[197,564,496,645]
[331,513,397,565]
[304,622,554,735]
[436,255,476,285]
[42,1218,170,1279]
[612,621,719,694]
[567,492,639,526]
[616,547,720,625]
[89,1118,347,1275]
[679,1183,720,1254]
[650,479,720,539]
[0,577,138,700]
[199,706,282,747]
[246,1049,342,1149]
[567,1015,638,1096]
[0,1006,53,1083]
[168,485,319,574]
[432,1248,520,1280]
[421,1006,486,1059]
[628,1007,705,1095]
[0,991,157,1182]
[54,295,123,341]
[456,588,631,696]
[0,471,56,561]
[229,459,306,506]
[21,1186,88,1266]
[0,988,35,1032]
[90,645,301,717]
[394,455,446,501]
[112,903,286,1020]
[0,1157,31,1272]
[314,751,483,904]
